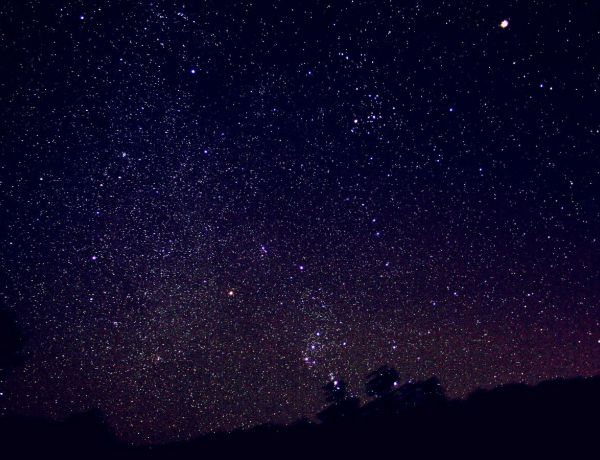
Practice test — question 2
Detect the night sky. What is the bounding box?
[1,0,599,445]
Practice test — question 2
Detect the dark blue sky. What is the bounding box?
[1,0,599,444]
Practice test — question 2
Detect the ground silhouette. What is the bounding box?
[0,361,598,459]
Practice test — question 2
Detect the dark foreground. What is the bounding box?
[1,375,599,459]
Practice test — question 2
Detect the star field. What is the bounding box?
[1,0,599,444]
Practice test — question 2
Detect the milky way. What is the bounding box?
[1,0,599,444]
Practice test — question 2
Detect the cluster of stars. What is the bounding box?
[0,0,599,445]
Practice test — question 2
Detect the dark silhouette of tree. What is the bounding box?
[365,365,399,398]
[318,379,360,423]
[395,377,446,408]
[323,379,348,403]
[2,369,600,458]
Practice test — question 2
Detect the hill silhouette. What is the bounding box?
[1,312,598,458]
[0,371,598,459]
